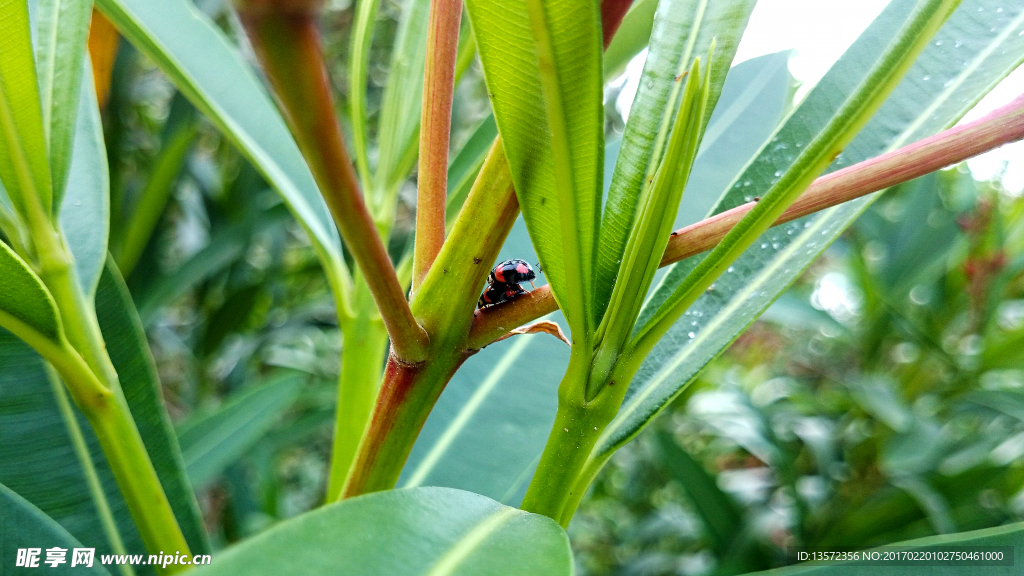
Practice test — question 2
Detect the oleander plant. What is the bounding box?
[1,0,1024,573]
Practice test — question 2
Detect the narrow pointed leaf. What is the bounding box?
[594,0,756,317]
[34,0,93,205]
[0,0,53,216]
[176,373,304,489]
[465,0,603,336]
[374,0,429,199]
[592,0,1024,471]
[192,488,573,576]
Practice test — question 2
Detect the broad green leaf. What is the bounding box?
[593,0,1024,471]
[0,262,210,563]
[751,522,1024,575]
[595,0,756,316]
[0,239,61,342]
[0,0,53,217]
[374,0,429,203]
[603,0,658,79]
[176,373,304,489]
[400,54,791,504]
[0,483,112,576]
[465,0,603,337]
[94,0,349,297]
[59,62,110,297]
[192,487,573,576]
[34,0,93,205]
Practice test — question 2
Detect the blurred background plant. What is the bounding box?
[570,167,1024,575]
[79,0,1024,568]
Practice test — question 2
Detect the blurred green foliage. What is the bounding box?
[571,169,1024,575]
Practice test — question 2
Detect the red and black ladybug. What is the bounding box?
[488,259,536,289]
[477,283,526,309]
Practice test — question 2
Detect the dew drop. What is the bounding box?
[688,332,696,338]
[922,75,931,81]
[760,243,768,249]
[727,266,735,273]
[934,40,943,46]
[743,180,752,187]
[774,170,783,177]
[744,195,753,202]
[943,78,954,87]
[772,242,780,249]
[954,40,963,48]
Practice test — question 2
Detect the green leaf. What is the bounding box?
[94,0,349,296]
[750,522,1024,575]
[59,62,110,297]
[400,54,791,504]
[34,0,93,205]
[593,0,1024,472]
[94,260,210,554]
[632,0,957,354]
[192,487,573,576]
[0,483,112,576]
[445,116,497,223]
[374,0,429,202]
[0,0,53,217]
[655,432,744,555]
[465,0,603,337]
[134,204,291,325]
[594,0,756,317]
[602,0,658,79]
[0,239,61,342]
[0,261,209,565]
[176,372,304,489]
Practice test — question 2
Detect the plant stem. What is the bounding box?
[600,0,635,49]
[45,365,136,576]
[343,143,520,498]
[467,92,1024,347]
[412,0,462,292]
[236,7,430,363]
[340,351,468,497]
[87,389,192,572]
[325,276,389,501]
[519,349,629,524]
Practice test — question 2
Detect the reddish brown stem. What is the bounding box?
[468,93,1024,349]
[236,7,429,362]
[413,0,463,292]
[601,0,635,49]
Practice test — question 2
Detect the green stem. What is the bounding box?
[519,348,622,524]
[45,365,136,576]
[86,389,192,571]
[18,193,191,566]
[326,275,389,501]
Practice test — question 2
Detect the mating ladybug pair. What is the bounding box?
[477,259,536,309]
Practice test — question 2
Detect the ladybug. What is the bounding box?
[477,283,526,309]
[488,259,536,288]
